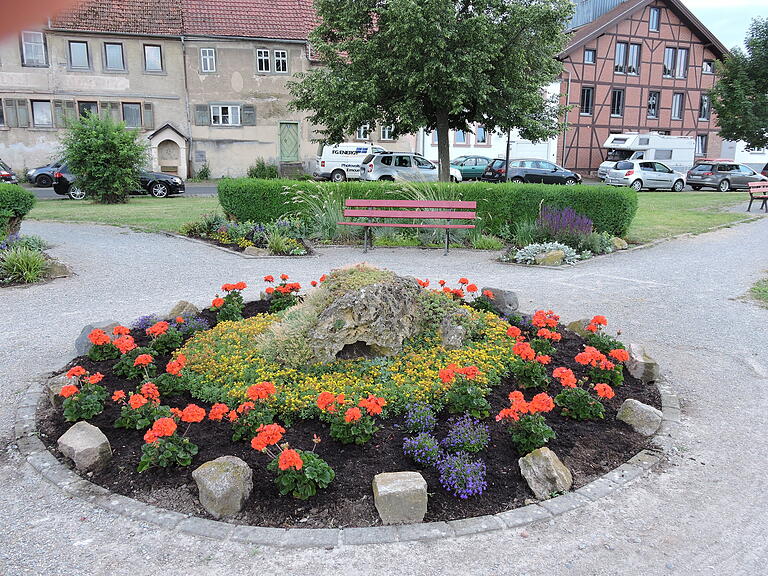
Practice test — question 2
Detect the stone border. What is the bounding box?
[159,232,321,260]
[15,371,680,548]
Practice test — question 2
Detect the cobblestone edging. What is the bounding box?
[15,372,680,548]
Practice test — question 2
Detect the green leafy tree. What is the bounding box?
[289,0,572,181]
[711,18,768,149]
[61,113,148,203]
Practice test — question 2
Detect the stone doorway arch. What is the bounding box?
[147,124,188,179]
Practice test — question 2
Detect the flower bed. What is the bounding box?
[38,270,659,528]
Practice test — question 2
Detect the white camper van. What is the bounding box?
[314,143,389,182]
[597,133,696,179]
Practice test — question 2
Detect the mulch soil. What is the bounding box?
[187,235,314,256]
[38,301,660,529]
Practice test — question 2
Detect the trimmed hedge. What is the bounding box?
[217,179,638,237]
[0,183,36,236]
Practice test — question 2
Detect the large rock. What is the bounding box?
[611,237,629,250]
[372,471,427,525]
[46,259,72,279]
[535,250,565,266]
[74,321,120,356]
[243,246,269,257]
[57,421,112,473]
[518,447,573,500]
[566,318,593,338]
[308,275,422,362]
[480,287,519,316]
[192,456,253,519]
[617,399,663,436]
[45,373,69,409]
[626,343,660,383]
[167,300,200,319]
[438,310,468,350]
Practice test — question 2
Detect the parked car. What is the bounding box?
[359,152,462,182]
[0,159,19,184]
[314,142,389,182]
[450,155,492,180]
[481,158,582,185]
[762,162,768,178]
[686,161,768,191]
[605,160,685,191]
[53,165,185,199]
[26,159,64,188]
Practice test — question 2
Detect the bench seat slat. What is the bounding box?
[337,221,475,230]
[345,199,476,209]
[343,209,476,219]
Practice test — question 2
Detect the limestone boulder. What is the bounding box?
[611,237,629,250]
[46,259,71,279]
[518,447,573,500]
[480,287,519,316]
[244,246,270,257]
[45,373,69,409]
[535,250,565,266]
[74,321,120,356]
[57,421,112,473]
[168,300,200,319]
[438,310,468,350]
[192,456,253,519]
[566,318,593,339]
[617,399,663,436]
[626,343,660,383]
[372,471,427,525]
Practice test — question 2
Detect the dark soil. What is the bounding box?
[187,234,314,256]
[38,304,660,529]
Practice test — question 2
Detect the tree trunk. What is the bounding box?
[435,110,451,182]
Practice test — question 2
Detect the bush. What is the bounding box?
[403,433,442,466]
[247,158,279,179]
[441,415,490,453]
[0,246,47,284]
[0,184,36,236]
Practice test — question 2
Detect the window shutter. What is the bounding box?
[194,104,209,126]
[0,100,4,126]
[142,102,154,129]
[15,99,29,127]
[53,100,65,127]
[4,100,16,127]
[63,100,76,124]
[110,102,120,121]
[242,104,256,125]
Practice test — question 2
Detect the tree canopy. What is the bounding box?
[289,0,573,180]
[711,18,768,149]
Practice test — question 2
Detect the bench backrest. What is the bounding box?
[343,199,477,220]
[748,181,768,196]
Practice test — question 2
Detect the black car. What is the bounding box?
[481,158,582,185]
[26,159,64,187]
[0,159,19,184]
[53,165,185,199]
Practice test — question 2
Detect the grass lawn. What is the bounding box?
[750,277,768,307]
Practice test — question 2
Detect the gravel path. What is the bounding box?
[2,219,768,575]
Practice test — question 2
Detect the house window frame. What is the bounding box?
[671,92,684,120]
[475,125,489,145]
[210,104,241,126]
[695,134,708,156]
[274,49,288,73]
[698,94,711,120]
[614,41,628,74]
[627,43,641,75]
[103,42,125,71]
[454,130,468,146]
[121,102,142,128]
[68,40,90,70]
[647,91,660,119]
[200,48,216,73]
[610,89,625,117]
[675,48,689,79]
[649,7,661,32]
[20,31,48,67]
[431,130,438,146]
[256,48,271,73]
[380,124,394,141]
[584,48,596,64]
[702,59,715,74]
[663,47,676,78]
[0,101,5,127]
[355,124,370,140]
[580,86,594,116]
[31,100,53,127]
[143,44,164,72]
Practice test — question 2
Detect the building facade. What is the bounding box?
[557,0,728,174]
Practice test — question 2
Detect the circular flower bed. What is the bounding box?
[38,268,659,528]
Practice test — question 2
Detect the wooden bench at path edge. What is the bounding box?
[338,199,477,254]
[747,181,768,212]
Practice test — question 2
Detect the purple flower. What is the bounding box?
[403,433,442,467]
[441,415,489,454]
[537,206,593,236]
[402,404,437,434]
[437,453,487,499]
[172,315,210,334]
[130,314,162,331]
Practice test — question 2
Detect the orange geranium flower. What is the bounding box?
[111,390,126,402]
[265,287,275,295]
[278,449,303,471]
[208,403,229,421]
[585,323,598,333]
[438,280,446,286]
[513,341,536,361]
[88,329,111,346]
[317,391,338,412]
[438,367,456,384]
[87,372,104,385]
[591,315,608,326]
[143,430,158,444]
[552,367,577,388]
[466,284,478,293]
[140,382,160,402]
[133,354,154,367]
[250,423,286,451]
[609,348,629,362]
[129,393,148,409]
[280,273,289,281]
[344,407,362,423]
[594,383,615,399]
[506,325,522,340]
[151,417,177,437]
[535,354,551,365]
[146,321,169,337]
[529,392,555,413]
[175,316,185,324]
[456,365,480,380]
[247,381,276,401]
[113,335,137,354]
[166,358,184,376]
[263,275,274,283]
[113,325,130,336]
[532,309,560,328]
[66,366,87,379]
[311,280,318,287]
[319,274,327,282]
[211,297,225,308]
[482,289,494,299]
[458,277,469,285]
[180,404,206,423]
[358,395,387,416]
[59,384,79,398]
[237,401,255,414]
[227,410,239,422]
[170,407,183,418]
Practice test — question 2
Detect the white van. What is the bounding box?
[597,133,695,179]
[314,143,389,182]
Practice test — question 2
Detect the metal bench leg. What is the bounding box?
[444,229,450,256]
[748,198,753,212]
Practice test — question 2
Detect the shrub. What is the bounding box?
[508,241,580,265]
[211,282,246,322]
[402,403,437,434]
[442,367,492,418]
[437,453,487,499]
[138,430,199,472]
[194,162,210,180]
[554,387,606,420]
[247,158,279,179]
[266,449,335,500]
[0,183,35,236]
[0,246,47,284]
[471,234,504,250]
[403,433,442,466]
[441,415,490,453]
[59,367,108,422]
[508,413,556,455]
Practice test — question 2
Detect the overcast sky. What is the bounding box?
[682,0,765,52]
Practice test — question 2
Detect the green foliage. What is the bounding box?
[231,404,277,442]
[87,342,120,362]
[444,375,491,418]
[247,158,279,179]
[587,364,624,388]
[530,338,556,356]
[60,113,148,203]
[328,414,380,445]
[148,329,184,356]
[193,162,210,181]
[5,234,48,252]
[62,384,108,422]
[114,347,156,381]
[0,246,47,284]
[215,290,245,323]
[138,435,199,473]
[153,373,187,396]
[471,234,504,251]
[586,331,625,356]
[0,183,36,234]
[711,18,768,148]
[267,450,335,499]
[751,277,768,307]
[114,402,171,430]
[510,360,550,389]
[554,387,605,420]
[218,178,293,223]
[508,414,556,455]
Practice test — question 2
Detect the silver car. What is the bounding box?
[605,160,685,192]
[360,152,462,182]
[686,161,767,191]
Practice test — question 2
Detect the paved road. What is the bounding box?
[27,182,218,200]
[2,219,768,575]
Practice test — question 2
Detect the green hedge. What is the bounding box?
[217,179,638,237]
[0,183,36,236]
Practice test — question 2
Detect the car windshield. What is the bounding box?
[0,161,11,171]
[691,164,713,172]
[361,154,375,164]
[614,161,634,170]
[489,159,506,169]
[606,149,634,161]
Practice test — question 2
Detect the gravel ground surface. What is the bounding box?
[2,219,768,575]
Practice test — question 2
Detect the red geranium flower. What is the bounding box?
[180,404,206,423]
[265,287,275,295]
[466,284,478,293]
[113,325,130,336]
[344,407,362,423]
[458,278,469,285]
[133,354,154,367]
[208,403,229,421]
[146,321,169,338]
[263,275,274,283]
[609,348,629,362]
[482,289,494,299]
[87,372,104,385]
[129,393,148,409]
[151,417,177,437]
[59,384,79,398]
[278,449,303,471]
[66,366,86,379]
[211,297,225,308]
[247,381,276,401]
[88,329,111,346]
[113,335,137,354]
[112,390,126,402]
[280,273,289,281]
[594,383,615,399]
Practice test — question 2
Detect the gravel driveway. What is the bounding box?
[2,219,767,575]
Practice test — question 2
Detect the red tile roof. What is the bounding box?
[50,0,317,40]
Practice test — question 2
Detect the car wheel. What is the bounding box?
[564,177,577,186]
[68,186,86,200]
[450,175,458,183]
[150,182,169,198]
[331,170,346,183]
[379,176,395,182]
[718,179,730,192]
[630,179,643,192]
[36,174,53,188]
[510,177,524,184]
[672,179,684,192]
[691,185,702,191]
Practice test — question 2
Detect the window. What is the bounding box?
[431,130,438,145]
[675,48,688,78]
[394,155,412,168]
[584,49,596,64]
[476,125,487,144]
[655,150,673,160]
[672,92,684,119]
[78,101,98,117]
[200,48,216,73]
[610,89,624,117]
[380,124,394,140]
[210,104,240,126]
[4,99,30,127]
[356,124,370,140]
[274,50,288,73]
[31,100,53,127]
[455,130,466,144]
[68,41,89,69]
[647,91,660,118]
[104,43,125,71]
[380,155,392,166]
[256,49,270,72]
[21,31,47,66]
[695,135,708,156]
[143,45,163,72]
[663,48,675,77]
[0,101,4,126]
[702,60,714,74]
[614,42,627,74]
[414,156,433,168]
[122,103,142,127]
[699,95,710,120]
[627,44,640,75]
[580,86,594,115]
[649,7,660,32]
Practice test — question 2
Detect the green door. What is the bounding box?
[279,122,299,162]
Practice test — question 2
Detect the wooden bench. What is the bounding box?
[338,199,477,254]
[748,181,768,212]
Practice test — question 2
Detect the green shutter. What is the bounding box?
[194,104,209,126]
[4,100,17,127]
[242,105,256,125]
[15,99,29,127]
[143,102,154,129]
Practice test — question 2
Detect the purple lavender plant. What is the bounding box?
[403,433,442,467]
[537,206,593,236]
[437,453,488,499]
[441,415,490,454]
[171,315,210,335]
[130,314,162,331]
[402,403,437,434]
